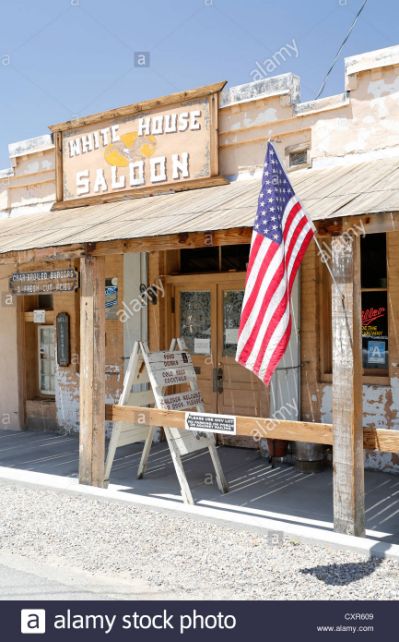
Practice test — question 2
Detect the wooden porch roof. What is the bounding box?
[1,157,399,256]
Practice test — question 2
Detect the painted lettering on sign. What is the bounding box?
[185,411,237,435]
[57,97,216,202]
[153,366,195,387]
[148,351,192,371]
[362,307,386,326]
[160,390,203,411]
[9,270,79,295]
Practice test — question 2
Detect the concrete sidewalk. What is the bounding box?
[1,428,399,557]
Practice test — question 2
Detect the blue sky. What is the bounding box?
[0,0,398,168]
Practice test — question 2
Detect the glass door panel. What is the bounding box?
[38,326,56,395]
[175,285,217,413]
[179,290,211,355]
[222,289,244,357]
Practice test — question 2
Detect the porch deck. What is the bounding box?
[1,428,399,546]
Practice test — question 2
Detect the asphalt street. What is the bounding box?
[0,551,171,600]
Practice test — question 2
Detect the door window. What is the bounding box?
[179,291,211,355]
[38,326,56,395]
[223,290,244,356]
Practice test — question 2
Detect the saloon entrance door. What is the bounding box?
[170,274,268,446]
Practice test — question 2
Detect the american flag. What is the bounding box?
[236,141,314,385]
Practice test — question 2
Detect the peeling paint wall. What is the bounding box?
[319,383,399,473]
[55,367,79,433]
[0,135,55,219]
[219,44,399,179]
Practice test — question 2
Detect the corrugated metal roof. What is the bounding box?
[1,157,399,255]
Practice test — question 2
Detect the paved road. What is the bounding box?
[0,551,171,600]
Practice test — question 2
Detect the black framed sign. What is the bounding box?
[56,312,70,367]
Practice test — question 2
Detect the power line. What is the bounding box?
[315,0,369,100]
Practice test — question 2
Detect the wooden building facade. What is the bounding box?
[2,45,399,535]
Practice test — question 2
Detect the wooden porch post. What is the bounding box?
[331,235,365,536]
[79,255,105,487]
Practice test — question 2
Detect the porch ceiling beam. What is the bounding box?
[315,211,399,236]
[0,228,253,264]
[331,234,365,537]
[0,245,86,265]
[87,227,253,256]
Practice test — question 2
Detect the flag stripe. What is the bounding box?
[238,248,283,359]
[254,222,312,372]
[238,202,305,367]
[237,198,303,359]
[238,240,279,338]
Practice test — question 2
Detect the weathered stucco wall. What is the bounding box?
[219,45,399,178]
[319,383,399,473]
[0,135,55,218]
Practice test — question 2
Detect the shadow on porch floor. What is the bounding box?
[0,428,398,544]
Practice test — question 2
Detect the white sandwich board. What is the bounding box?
[105,339,228,504]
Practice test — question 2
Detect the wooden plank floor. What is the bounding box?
[0,428,399,543]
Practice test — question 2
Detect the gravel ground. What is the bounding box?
[0,480,398,600]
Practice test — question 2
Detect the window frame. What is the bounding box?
[37,325,56,396]
[319,233,390,385]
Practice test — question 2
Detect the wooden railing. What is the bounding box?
[105,404,399,453]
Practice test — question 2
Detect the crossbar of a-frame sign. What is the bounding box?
[105,339,228,504]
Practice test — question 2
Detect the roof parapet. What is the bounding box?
[220,72,300,108]
[345,44,399,79]
[8,134,54,159]
[295,92,349,116]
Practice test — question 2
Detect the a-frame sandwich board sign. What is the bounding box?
[104,339,229,504]
[104,340,156,485]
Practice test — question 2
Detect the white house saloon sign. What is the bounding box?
[50,81,226,207]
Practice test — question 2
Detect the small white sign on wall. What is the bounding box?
[33,309,46,324]
[193,337,211,354]
[225,328,239,345]
[185,411,237,435]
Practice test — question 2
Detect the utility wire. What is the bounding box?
[315,0,369,100]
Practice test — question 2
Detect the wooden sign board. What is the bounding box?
[105,339,228,504]
[9,269,78,295]
[56,312,70,367]
[50,82,226,208]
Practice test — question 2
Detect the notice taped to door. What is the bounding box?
[185,411,237,435]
